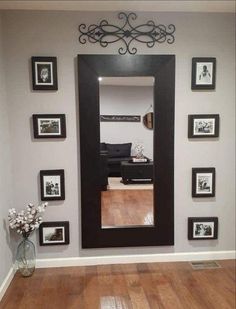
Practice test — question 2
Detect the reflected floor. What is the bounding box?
[102,189,153,227]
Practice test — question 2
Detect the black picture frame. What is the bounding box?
[33,114,66,138]
[40,169,65,201]
[39,221,70,246]
[188,114,219,138]
[191,57,216,90]
[31,56,58,90]
[188,217,218,240]
[192,167,215,198]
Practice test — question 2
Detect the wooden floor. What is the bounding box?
[1,260,235,309]
[101,189,153,227]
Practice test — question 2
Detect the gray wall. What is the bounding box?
[0,11,235,261]
[0,14,14,286]
[100,85,153,159]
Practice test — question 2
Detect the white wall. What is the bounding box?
[1,11,235,260]
[0,14,14,286]
[100,85,153,159]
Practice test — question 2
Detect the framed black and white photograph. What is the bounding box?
[191,57,216,90]
[188,114,219,138]
[31,56,58,90]
[40,169,65,201]
[192,167,215,197]
[33,114,66,138]
[39,221,69,246]
[188,217,218,240]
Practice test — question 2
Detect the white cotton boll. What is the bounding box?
[9,208,16,214]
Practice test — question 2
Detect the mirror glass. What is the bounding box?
[99,76,154,228]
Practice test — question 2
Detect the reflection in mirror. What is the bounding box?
[143,112,154,130]
[99,77,154,228]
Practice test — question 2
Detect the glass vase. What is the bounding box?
[16,237,36,277]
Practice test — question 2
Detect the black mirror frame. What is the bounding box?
[78,55,175,248]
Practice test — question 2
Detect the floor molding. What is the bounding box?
[0,267,16,302]
[36,250,236,268]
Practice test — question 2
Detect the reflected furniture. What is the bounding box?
[100,151,109,191]
[101,142,132,176]
[121,161,153,184]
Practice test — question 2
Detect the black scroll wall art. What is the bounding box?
[78,12,176,55]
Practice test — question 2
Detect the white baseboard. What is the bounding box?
[36,250,236,268]
[0,267,16,302]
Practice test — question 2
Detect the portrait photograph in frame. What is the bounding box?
[192,167,215,197]
[39,221,69,246]
[40,169,65,201]
[33,114,66,138]
[188,217,218,240]
[31,56,58,90]
[191,57,216,90]
[188,114,219,138]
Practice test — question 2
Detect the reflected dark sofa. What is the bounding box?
[100,142,132,176]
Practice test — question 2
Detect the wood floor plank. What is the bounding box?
[193,270,234,309]
[136,263,163,309]
[0,260,235,309]
[122,264,151,309]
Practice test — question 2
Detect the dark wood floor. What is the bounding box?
[1,260,235,309]
[102,190,153,227]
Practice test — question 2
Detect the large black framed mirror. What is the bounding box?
[78,55,175,248]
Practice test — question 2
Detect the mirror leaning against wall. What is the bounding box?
[78,55,175,248]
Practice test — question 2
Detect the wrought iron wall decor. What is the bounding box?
[78,12,176,55]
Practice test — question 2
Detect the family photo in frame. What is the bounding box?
[32,56,58,90]
[188,217,218,240]
[188,114,219,138]
[40,169,65,201]
[39,221,69,246]
[192,167,215,197]
[191,57,216,90]
[33,114,66,138]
